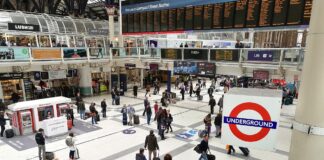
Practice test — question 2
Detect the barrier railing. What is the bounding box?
[0,46,305,68]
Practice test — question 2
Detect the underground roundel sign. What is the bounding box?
[221,89,281,151]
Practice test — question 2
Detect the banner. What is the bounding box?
[248,51,274,61]
[0,47,29,60]
[253,70,270,80]
[8,23,40,32]
[63,48,87,58]
[32,49,61,59]
[0,73,23,80]
[48,70,67,80]
[210,50,239,61]
[88,29,109,35]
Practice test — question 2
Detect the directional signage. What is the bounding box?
[221,88,282,150]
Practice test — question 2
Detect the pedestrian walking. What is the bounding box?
[214,113,222,138]
[144,130,159,160]
[35,128,46,160]
[101,99,107,118]
[208,96,216,114]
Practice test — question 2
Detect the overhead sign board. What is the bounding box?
[221,88,282,150]
[8,23,40,32]
[88,29,109,35]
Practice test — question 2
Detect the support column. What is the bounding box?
[109,15,115,43]
[167,70,171,93]
[289,1,324,159]
[78,65,92,96]
[140,68,144,89]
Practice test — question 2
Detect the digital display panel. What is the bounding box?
[176,8,185,30]
[185,6,194,30]
[303,0,313,24]
[140,12,147,32]
[127,14,134,32]
[161,10,168,31]
[203,5,213,29]
[287,0,305,25]
[168,9,177,31]
[223,2,235,28]
[194,6,203,30]
[272,0,289,26]
[259,0,275,27]
[246,0,261,27]
[235,0,248,28]
[134,13,140,32]
[122,15,128,33]
[147,11,154,32]
[213,4,224,29]
[153,11,161,32]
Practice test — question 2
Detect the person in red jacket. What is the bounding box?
[154,101,159,114]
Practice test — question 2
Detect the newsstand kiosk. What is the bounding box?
[7,97,72,137]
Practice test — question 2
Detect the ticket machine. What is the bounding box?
[20,110,34,135]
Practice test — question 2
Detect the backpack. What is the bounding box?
[194,144,203,154]
[65,137,73,147]
[35,133,43,145]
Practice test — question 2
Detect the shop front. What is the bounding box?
[91,71,109,95]
[0,72,24,104]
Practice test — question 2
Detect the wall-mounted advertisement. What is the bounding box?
[210,49,239,61]
[248,50,274,61]
[48,70,67,80]
[197,62,216,77]
[161,49,182,59]
[32,48,61,59]
[253,70,269,80]
[173,61,198,75]
[0,47,29,60]
[63,48,87,59]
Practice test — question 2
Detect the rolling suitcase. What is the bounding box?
[198,95,203,101]
[96,114,100,122]
[115,97,120,105]
[153,90,157,95]
[207,154,216,160]
[5,129,14,138]
[239,147,250,156]
[45,152,55,160]
[123,115,127,125]
[133,115,140,125]
[67,119,73,130]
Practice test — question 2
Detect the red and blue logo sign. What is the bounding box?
[224,102,277,142]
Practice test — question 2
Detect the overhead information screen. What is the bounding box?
[303,0,313,24]
[147,11,154,32]
[223,2,235,28]
[134,13,140,32]
[185,6,194,30]
[140,12,147,32]
[168,9,177,31]
[161,10,168,31]
[176,8,185,30]
[122,15,128,33]
[203,5,213,29]
[287,0,304,25]
[259,0,275,27]
[194,6,203,30]
[273,0,289,26]
[153,11,161,32]
[246,0,261,27]
[127,14,134,32]
[235,0,248,28]
[213,4,224,29]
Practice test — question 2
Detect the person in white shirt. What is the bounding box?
[66,132,77,160]
[127,104,135,126]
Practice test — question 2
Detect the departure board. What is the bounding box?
[168,9,177,31]
[193,6,203,30]
[203,5,213,29]
[223,2,235,28]
[213,4,224,29]
[176,8,185,30]
[153,11,161,32]
[246,0,260,27]
[161,10,168,31]
[122,15,128,33]
[235,0,248,28]
[303,0,313,24]
[185,6,194,30]
[272,0,289,26]
[259,0,275,27]
[134,13,140,32]
[147,11,154,32]
[140,12,147,32]
[127,14,134,32]
[287,0,304,25]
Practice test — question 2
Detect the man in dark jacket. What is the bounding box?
[142,97,149,116]
[75,92,82,113]
[144,130,159,160]
[199,133,209,160]
[79,100,86,120]
[0,113,9,137]
[180,86,185,100]
[208,86,214,98]
[135,148,147,160]
[0,99,5,112]
[35,128,45,160]
[89,103,97,124]
[218,95,224,113]
[111,90,116,105]
[101,99,107,118]
[214,113,222,137]
[209,96,216,114]
[133,85,138,98]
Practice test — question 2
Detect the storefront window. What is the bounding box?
[86,37,96,47]
[75,36,85,47]
[38,106,54,121]
[68,36,75,47]
[38,35,51,47]
[6,35,36,47]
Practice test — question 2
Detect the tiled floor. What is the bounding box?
[0,84,295,160]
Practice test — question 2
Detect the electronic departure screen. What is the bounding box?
[122,15,128,33]
[259,0,275,27]
[246,0,261,27]
[147,11,154,32]
[168,9,177,31]
[273,0,289,26]
[127,14,134,32]
[203,5,213,29]
[197,62,216,77]
[153,11,161,32]
[303,0,313,24]
[161,10,168,31]
[213,4,224,29]
[235,0,248,28]
[134,13,140,32]
[223,2,235,28]
[287,0,305,25]
[194,6,203,30]
[176,8,185,30]
[185,6,194,30]
[140,12,147,32]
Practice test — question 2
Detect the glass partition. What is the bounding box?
[10,14,26,24]
[37,17,48,32]
[56,20,65,33]
[63,20,76,33]
[75,21,86,33]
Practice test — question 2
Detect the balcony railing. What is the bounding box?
[0,46,305,69]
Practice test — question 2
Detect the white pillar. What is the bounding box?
[140,68,144,89]
[109,15,115,42]
[289,1,324,159]
[78,65,92,96]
